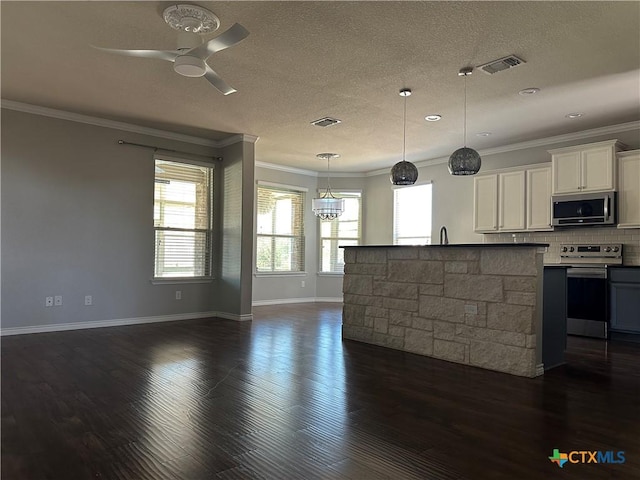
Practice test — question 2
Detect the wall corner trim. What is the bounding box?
[217,133,259,147]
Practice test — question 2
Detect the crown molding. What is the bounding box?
[366,120,640,177]
[0,99,231,148]
[255,161,365,178]
[217,133,260,147]
[4,99,636,176]
[255,161,318,177]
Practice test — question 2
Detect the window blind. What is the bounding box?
[256,185,305,272]
[319,192,361,273]
[154,159,214,278]
[393,184,432,245]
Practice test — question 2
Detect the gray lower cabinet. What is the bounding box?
[543,267,567,370]
[609,267,640,342]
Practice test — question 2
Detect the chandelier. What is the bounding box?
[312,153,344,220]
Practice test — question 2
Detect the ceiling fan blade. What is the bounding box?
[203,65,236,95]
[91,46,179,62]
[188,23,249,60]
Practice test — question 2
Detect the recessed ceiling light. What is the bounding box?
[565,113,584,119]
[425,114,442,122]
[518,87,540,96]
[476,132,492,137]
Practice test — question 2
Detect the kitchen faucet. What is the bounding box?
[439,226,449,245]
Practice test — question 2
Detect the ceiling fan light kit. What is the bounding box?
[448,67,481,176]
[313,153,345,221]
[390,88,419,186]
[173,55,206,77]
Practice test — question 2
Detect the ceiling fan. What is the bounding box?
[92,4,249,95]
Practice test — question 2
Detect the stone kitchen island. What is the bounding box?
[341,244,550,378]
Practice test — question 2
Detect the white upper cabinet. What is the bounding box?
[474,174,498,232]
[550,140,624,195]
[526,166,553,231]
[499,171,526,231]
[617,150,640,229]
[473,164,552,233]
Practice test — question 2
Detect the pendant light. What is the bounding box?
[448,67,481,176]
[312,153,345,220]
[390,88,418,185]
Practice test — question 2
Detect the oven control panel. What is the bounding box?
[559,243,623,265]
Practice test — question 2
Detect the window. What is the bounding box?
[319,192,361,273]
[154,158,213,278]
[256,184,305,273]
[393,183,432,245]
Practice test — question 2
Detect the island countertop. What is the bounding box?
[341,243,549,248]
[341,243,546,378]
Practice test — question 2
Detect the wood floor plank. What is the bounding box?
[2,303,639,479]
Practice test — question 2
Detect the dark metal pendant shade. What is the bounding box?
[448,147,481,175]
[390,160,419,185]
[390,88,418,186]
[449,67,481,176]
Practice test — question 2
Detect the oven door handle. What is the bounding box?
[566,267,607,279]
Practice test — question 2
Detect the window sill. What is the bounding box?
[254,272,307,277]
[151,277,213,285]
[317,272,344,277]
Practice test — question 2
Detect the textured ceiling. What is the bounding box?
[2,1,639,172]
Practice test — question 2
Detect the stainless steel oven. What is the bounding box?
[559,244,622,338]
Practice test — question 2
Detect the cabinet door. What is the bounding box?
[499,171,526,231]
[527,166,553,231]
[552,151,581,194]
[618,153,640,228]
[473,174,498,232]
[582,146,615,192]
[609,282,640,333]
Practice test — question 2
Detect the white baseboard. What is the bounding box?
[215,312,253,322]
[315,297,343,303]
[252,296,343,307]
[0,310,250,336]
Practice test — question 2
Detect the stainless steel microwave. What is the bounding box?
[552,192,616,227]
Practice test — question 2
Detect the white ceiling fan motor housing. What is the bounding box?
[174,55,206,77]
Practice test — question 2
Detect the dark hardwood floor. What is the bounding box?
[2,303,639,479]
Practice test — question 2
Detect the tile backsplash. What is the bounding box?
[484,227,640,265]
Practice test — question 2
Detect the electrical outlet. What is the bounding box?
[464,304,478,315]
[175,290,182,300]
[301,281,305,288]
[45,296,54,307]
[54,295,63,306]
[85,295,93,306]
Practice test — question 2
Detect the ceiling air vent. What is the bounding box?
[477,55,526,75]
[311,117,342,127]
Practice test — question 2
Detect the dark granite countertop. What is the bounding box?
[340,243,549,248]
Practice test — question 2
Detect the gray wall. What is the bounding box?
[0,108,248,329]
